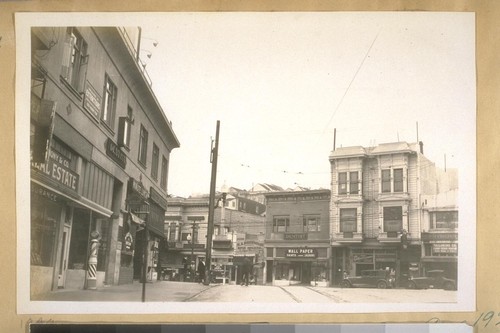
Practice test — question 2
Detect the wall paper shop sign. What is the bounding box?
[285,248,317,258]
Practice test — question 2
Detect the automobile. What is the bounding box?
[340,269,393,289]
[406,270,456,290]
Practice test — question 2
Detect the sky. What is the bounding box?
[135,12,475,197]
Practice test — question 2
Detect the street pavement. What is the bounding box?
[33,280,457,303]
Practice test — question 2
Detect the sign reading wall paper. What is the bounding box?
[285,248,317,258]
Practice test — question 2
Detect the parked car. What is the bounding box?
[406,270,456,290]
[340,269,393,289]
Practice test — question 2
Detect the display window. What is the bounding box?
[31,198,61,267]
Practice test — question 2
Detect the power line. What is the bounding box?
[322,29,382,136]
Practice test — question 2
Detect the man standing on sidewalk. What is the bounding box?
[197,258,205,283]
[241,256,251,286]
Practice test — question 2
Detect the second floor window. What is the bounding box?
[273,216,289,233]
[382,168,405,193]
[160,156,169,190]
[151,143,159,180]
[303,215,321,232]
[118,107,133,148]
[393,168,404,192]
[381,170,391,192]
[339,208,357,232]
[102,75,117,129]
[61,27,88,93]
[432,211,458,229]
[138,125,148,166]
[338,171,360,195]
[349,171,359,194]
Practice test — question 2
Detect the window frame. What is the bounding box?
[151,143,159,181]
[303,215,321,232]
[393,168,404,192]
[338,172,347,194]
[61,27,88,93]
[160,155,169,190]
[273,216,290,233]
[383,206,403,233]
[349,171,359,194]
[381,169,391,193]
[339,208,357,232]
[138,124,148,167]
[433,211,458,229]
[101,75,117,130]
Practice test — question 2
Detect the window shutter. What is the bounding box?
[117,117,126,147]
[61,34,75,81]
[77,54,89,93]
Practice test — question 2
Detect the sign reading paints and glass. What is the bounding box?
[285,248,317,258]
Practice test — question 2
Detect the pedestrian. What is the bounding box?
[241,256,251,286]
[389,268,396,287]
[197,258,205,283]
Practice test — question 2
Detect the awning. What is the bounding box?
[129,212,145,225]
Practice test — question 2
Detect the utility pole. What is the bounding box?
[204,120,220,285]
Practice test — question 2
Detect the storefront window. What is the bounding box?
[275,263,290,280]
[94,218,110,272]
[67,209,110,271]
[68,208,91,270]
[312,262,328,281]
[31,199,61,267]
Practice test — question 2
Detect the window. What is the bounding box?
[138,124,148,166]
[350,171,359,194]
[61,27,88,92]
[393,168,404,192]
[383,206,402,233]
[102,75,117,129]
[31,199,60,267]
[160,156,169,190]
[151,143,159,180]
[340,208,357,232]
[381,168,405,193]
[433,211,458,229]
[381,169,391,193]
[168,223,177,241]
[273,216,289,233]
[338,172,347,194]
[338,171,360,195]
[118,106,133,148]
[303,215,321,232]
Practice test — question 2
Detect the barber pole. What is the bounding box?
[86,231,100,290]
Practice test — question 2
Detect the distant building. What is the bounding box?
[421,187,458,280]
[164,194,265,283]
[233,183,283,206]
[329,141,456,285]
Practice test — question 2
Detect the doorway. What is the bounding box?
[57,225,71,288]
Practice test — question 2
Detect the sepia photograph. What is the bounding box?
[16,11,476,314]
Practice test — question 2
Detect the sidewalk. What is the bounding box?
[33,281,216,302]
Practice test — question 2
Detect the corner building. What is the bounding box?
[329,142,448,285]
[30,27,179,297]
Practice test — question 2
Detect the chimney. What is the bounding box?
[419,141,424,154]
